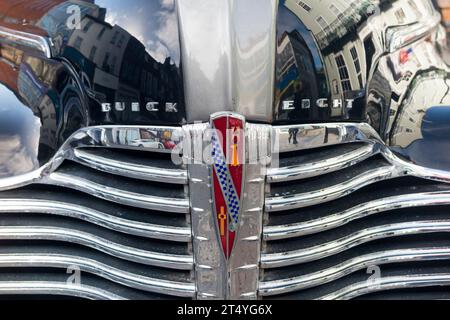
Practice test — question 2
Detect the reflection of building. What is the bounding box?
[37,0,104,54]
[277,30,318,99]
[67,15,131,89]
[289,0,375,50]
[36,3,184,122]
[392,72,450,148]
[0,45,61,157]
[285,0,368,117]
[276,30,319,117]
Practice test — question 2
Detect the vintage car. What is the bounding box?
[0,0,450,300]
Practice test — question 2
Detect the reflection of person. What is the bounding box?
[288,128,299,145]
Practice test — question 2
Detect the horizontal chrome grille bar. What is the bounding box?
[264,191,450,240]
[0,199,191,242]
[44,172,189,213]
[317,274,450,300]
[265,166,395,212]
[0,254,195,297]
[73,149,188,185]
[0,226,193,270]
[273,123,381,154]
[0,282,125,300]
[261,220,450,268]
[259,247,450,296]
[267,143,376,183]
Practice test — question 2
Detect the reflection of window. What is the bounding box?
[364,36,375,78]
[335,54,352,92]
[98,27,106,40]
[332,79,339,95]
[408,0,420,17]
[117,35,125,48]
[89,46,97,60]
[329,4,344,21]
[83,20,94,32]
[111,56,117,73]
[111,31,120,45]
[297,1,311,12]
[395,8,406,24]
[350,46,363,88]
[102,52,110,71]
[74,37,83,50]
[316,16,328,32]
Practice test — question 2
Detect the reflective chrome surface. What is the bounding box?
[0,226,193,269]
[0,254,195,297]
[318,274,450,300]
[2,0,450,301]
[262,220,450,268]
[264,191,450,240]
[261,119,450,299]
[177,0,277,122]
[0,199,191,241]
[0,282,125,300]
[260,247,450,296]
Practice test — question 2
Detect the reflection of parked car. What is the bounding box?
[129,139,165,149]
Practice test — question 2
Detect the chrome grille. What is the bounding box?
[260,124,450,299]
[3,123,450,299]
[0,127,195,300]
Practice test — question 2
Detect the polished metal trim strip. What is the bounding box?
[259,247,450,296]
[185,123,228,299]
[0,226,193,270]
[264,191,450,240]
[228,123,269,299]
[44,172,190,213]
[267,143,376,182]
[73,149,188,185]
[272,123,382,154]
[265,165,396,212]
[0,126,185,191]
[177,0,278,122]
[318,274,450,300]
[261,220,450,268]
[0,254,195,297]
[272,123,450,185]
[0,282,125,300]
[0,199,191,242]
[0,25,52,58]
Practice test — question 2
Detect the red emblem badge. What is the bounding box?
[210,113,245,258]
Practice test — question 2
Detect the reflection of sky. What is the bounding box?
[278,1,323,70]
[95,0,179,65]
[0,85,41,177]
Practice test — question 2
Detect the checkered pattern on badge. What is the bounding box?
[211,132,240,228]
